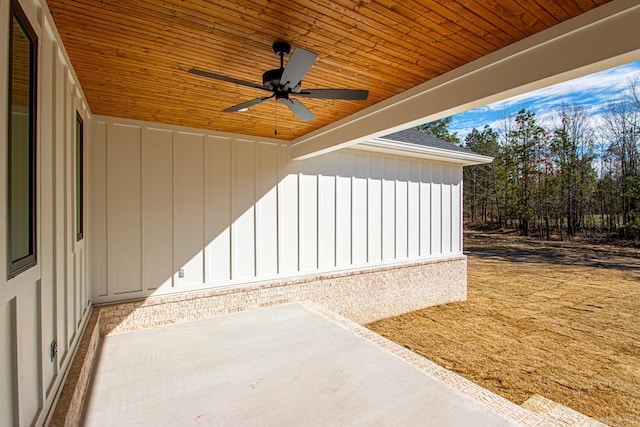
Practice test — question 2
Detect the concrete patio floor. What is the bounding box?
[82,303,524,426]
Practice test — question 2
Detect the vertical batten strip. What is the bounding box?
[10,298,19,426]
[460,170,464,253]
[62,67,71,352]
[276,146,282,274]
[316,159,320,270]
[201,135,206,281]
[36,279,43,419]
[139,125,144,292]
[105,122,111,297]
[275,145,281,275]
[253,140,258,278]
[331,157,340,267]
[171,131,175,287]
[228,138,234,280]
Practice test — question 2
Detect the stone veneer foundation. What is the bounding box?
[98,255,468,334]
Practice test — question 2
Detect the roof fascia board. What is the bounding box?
[354,140,494,166]
[290,0,640,161]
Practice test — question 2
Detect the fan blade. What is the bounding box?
[280,48,318,90]
[278,98,314,122]
[296,89,369,100]
[189,68,271,92]
[223,95,273,112]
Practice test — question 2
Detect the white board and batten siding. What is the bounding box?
[0,1,92,425]
[91,116,464,303]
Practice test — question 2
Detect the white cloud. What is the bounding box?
[449,60,640,140]
[485,62,638,111]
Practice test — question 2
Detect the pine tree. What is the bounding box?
[508,109,546,236]
[416,117,461,144]
[550,105,596,238]
[463,126,499,223]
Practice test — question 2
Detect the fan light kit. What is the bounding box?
[189,41,369,122]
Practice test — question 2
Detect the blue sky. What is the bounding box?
[447,59,640,141]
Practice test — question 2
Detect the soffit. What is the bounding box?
[46,0,610,140]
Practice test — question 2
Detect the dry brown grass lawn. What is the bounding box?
[367,232,640,427]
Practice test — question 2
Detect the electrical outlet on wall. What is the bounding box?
[50,340,58,362]
[178,269,184,278]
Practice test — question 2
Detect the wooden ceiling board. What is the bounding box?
[47,0,611,140]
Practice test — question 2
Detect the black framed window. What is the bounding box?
[75,112,84,241]
[8,0,37,278]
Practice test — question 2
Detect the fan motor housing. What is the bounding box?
[262,68,301,92]
[262,68,283,90]
[272,41,291,57]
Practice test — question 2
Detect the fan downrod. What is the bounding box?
[263,42,293,91]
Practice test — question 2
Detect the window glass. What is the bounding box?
[8,1,37,278]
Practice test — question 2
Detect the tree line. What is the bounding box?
[418,76,640,241]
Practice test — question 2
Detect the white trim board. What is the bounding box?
[354,139,493,166]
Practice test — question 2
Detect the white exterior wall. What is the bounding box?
[91,116,464,303]
[0,0,92,425]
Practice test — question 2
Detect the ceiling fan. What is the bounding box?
[188,41,369,122]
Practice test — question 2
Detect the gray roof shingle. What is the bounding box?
[381,128,475,155]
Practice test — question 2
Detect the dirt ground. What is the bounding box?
[367,231,640,426]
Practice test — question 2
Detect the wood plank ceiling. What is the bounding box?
[47,0,611,140]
